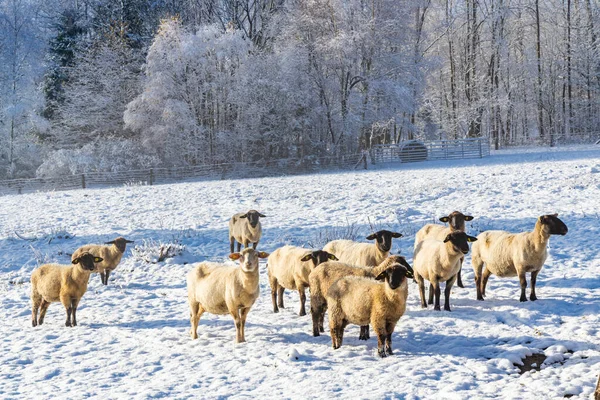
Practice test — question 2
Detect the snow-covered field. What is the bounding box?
[1,146,599,399]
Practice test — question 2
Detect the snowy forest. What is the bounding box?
[0,0,598,179]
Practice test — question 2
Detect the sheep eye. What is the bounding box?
[94,257,102,262]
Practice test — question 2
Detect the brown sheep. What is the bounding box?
[31,252,103,327]
[326,263,413,357]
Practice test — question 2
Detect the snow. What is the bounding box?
[1,145,599,399]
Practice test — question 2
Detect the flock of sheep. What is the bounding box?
[29,209,568,358]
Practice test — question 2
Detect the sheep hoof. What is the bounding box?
[32,321,37,327]
[477,295,484,301]
[457,283,465,288]
[313,331,320,337]
[444,306,451,312]
[434,305,441,311]
[299,310,306,316]
[319,327,324,333]
[377,349,387,358]
[519,296,528,302]
[386,348,394,356]
[530,294,538,301]
[65,322,72,327]
[273,308,279,313]
[420,303,427,309]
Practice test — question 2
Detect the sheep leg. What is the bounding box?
[375,328,387,358]
[104,270,111,285]
[298,286,307,316]
[428,283,434,305]
[359,325,370,340]
[385,322,396,355]
[518,270,528,302]
[530,270,539,301]
[252,242,258,249]
[481,268,492,299]
[236,242,241,252]
[31,294,42,327]
[38,300,50,326]
[100,272,106,285]
[230,310,244,343]
[456,257,465,288]
[269,275,280,313]
[277,286,285,309]
[416,273,427,309]
[319,310,325,332]
[432,280,442,311]
[189,301,204,339]
[71,298,81,326]
[239,307,251,342]
[444,275,457,311]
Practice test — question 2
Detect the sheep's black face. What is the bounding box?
[242,210,266,228]
[300,250,338,267]
[440,211,474,231]
[444,232,477,254]
[366,230,403,253]
[540,214,568,236]
[377,264,412,290]
[106,237,134,253]
[73,253,100,271]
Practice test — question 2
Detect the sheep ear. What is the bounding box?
[366,233,377,240]
[443,234,451,243]
[391,232,403,238]
[466,236,478,242]
[300,254,313,262]
[72,258,80,265]
[258,213,266,217]
[239,214,248,219]
[104,240,115,244]
[552,213,558,217]
[439,216,450,223]
[93,257,104,262]
[328,253,338,261]
[125,240,135,243]
[464,215,474,221]
[257,251,270,259]
[375,270,387,281]
[229,253,242,260]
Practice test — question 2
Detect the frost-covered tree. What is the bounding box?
[125,18,250,166]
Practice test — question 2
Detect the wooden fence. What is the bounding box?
[371,138,490,164]
[0,153,365,196]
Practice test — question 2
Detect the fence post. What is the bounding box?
[81,174,86,189]
[149,169,154,185]
[478,138,482,158]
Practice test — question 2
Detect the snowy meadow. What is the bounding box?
[1,146,599,399]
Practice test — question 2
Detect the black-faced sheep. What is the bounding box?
[413,231,477,311]
[267,246,338,315]
[471,214,568,302]
[228,210,266,253]
[72,237,134,285]
[326,263,413,357]
[31,252,103,327]
[414,211,474,288]
[323,230,403,267]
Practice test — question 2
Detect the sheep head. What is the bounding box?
[375,263,414,289]
[539,214,568,235]
[105,237,135,253]
[443,231,478,254]
[72,253,104,271]
[240,210,266,228]
[366,230,403,253]
[300,250,338,267]
[439,211,474,231]
[229,248,269,272]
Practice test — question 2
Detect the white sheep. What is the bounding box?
[267,246,338,316]
[308,255,411,339]
[72,237,134,285]
[323,230,403,267]
[471,214,568,302]
[187,248,269,343]
[228,210,266,253]
[414,211,474,289]
[31,252,104,327]
[326,263,413,357]
[413,231,477,311]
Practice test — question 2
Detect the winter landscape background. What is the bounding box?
[1,145,599,398]
[0,0,598,180]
